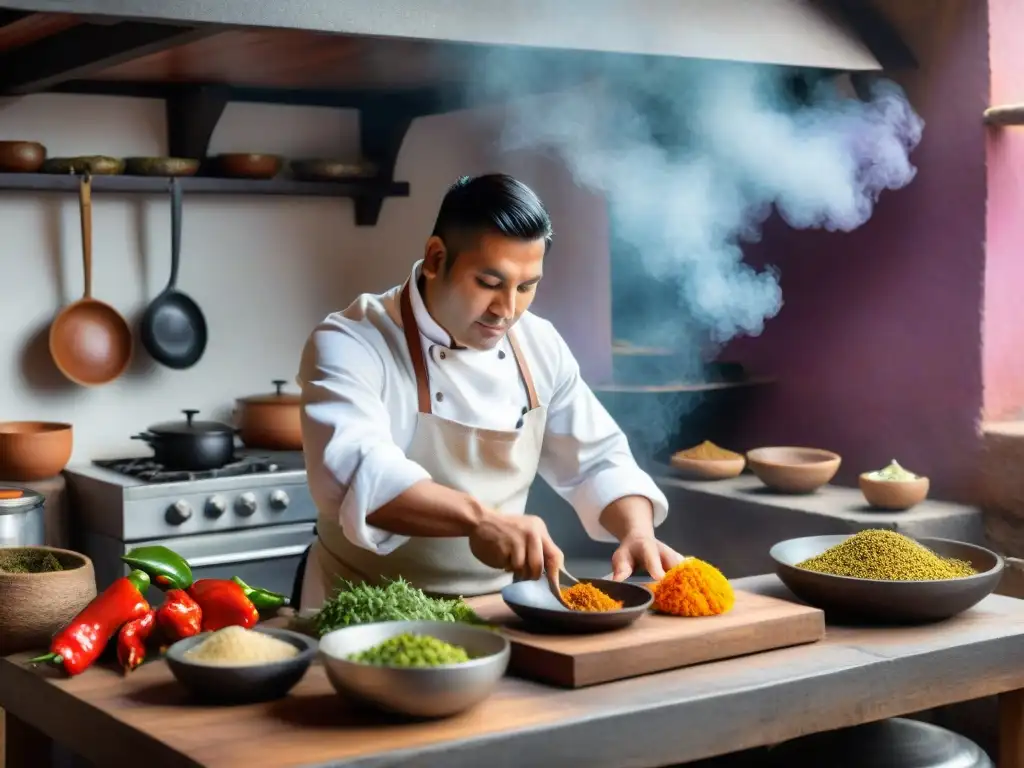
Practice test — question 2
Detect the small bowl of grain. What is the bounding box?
[669,440,745,481]
[165,625,317,704]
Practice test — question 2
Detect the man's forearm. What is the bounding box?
[599,495,656,541]
[366,480,485,537]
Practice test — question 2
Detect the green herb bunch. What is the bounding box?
[312,577,488,637]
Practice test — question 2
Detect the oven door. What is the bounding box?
[134,522,314,602]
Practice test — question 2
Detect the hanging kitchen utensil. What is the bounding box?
[48,175,133,387]
[131,409,237,471]
[139,177,208,369]
[236,379,303,451]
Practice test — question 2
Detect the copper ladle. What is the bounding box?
[48,174,133,386]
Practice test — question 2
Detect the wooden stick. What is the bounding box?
[1000,689,1024,768]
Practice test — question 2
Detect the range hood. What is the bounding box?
[0,0,911,84]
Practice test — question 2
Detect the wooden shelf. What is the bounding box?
[0,172,410,200]
[984,105,1024,126]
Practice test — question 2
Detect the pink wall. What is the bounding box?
[722,1,989,502]
[983,0,1024,422]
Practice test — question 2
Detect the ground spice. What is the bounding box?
[0,549,63,574]
[649,558,735,617]
[796,529,977,581]
[560,582,623,612]
[674,440,742,461]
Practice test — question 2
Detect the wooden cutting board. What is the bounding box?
[466,589,825,688]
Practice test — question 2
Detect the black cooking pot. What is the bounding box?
[132,409,238,470]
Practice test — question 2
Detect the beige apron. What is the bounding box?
[300,281,547,610]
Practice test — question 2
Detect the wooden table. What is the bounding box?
[4,574,1024,768]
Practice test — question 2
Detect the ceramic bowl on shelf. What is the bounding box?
[769,534,1003,624]
[215,153,282,179]
[746,446,841,494]
[319,620,509,718]
[669,452,745,481]
[0,140,46,172]
[165,627,317,704]
[859,473,930,511]
[0,421,73,481]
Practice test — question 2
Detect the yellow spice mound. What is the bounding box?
[649,558,735,617]
[185,625,299,666]
[796,529,977,581]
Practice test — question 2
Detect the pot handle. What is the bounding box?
[131,432,156,442]
[272,379,286,396]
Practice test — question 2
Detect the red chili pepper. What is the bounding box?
[117,609,156,673]
[155,588,202,643]
[30,570,151,676]
[187,579,259,632]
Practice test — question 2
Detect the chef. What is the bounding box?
[296,173,683,610]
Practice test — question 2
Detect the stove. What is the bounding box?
[64,449,317,602]
[93,452,305,484]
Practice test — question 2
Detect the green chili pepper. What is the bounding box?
[121,545,193,591]
[230,576,289,612]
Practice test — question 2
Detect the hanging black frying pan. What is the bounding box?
[140,177,208,369]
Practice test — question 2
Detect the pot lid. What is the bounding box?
[239,379,301,405]
[148,409,235,435]
[0,485,44,511]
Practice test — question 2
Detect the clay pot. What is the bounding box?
[669,454,745,481]
[746,446,841,494]
[215,153,282,179]
[859,474,930,511]
[0,140,46,172]
[0,547,96,656]
[0,421,73,481]
[237,380,302,451]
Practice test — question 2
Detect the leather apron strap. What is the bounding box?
[399,281,539,413]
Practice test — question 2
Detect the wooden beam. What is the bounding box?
[985,105,1024,127]
[0,21,218,95]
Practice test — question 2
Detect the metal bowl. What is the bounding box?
[318,620,510,718]
[760,717,992,767]
[165,627,317,704]
[770,535,1004,624]
[501,577,653,633]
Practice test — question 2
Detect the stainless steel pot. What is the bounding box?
[0,485,45,547]
[132,409,238,471]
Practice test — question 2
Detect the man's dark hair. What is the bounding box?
[431,174,553,270]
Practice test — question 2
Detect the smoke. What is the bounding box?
[460,51,924,458]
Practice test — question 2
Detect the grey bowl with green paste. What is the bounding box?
[319,620,510,718]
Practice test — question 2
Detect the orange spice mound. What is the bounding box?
[648,558,735,617]
[560,582,623,612]
[674,440,742,461]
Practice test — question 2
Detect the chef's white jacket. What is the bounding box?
[297,261,669,554]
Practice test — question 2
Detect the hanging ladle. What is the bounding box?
[139,176,208,369]
[48,174,134,386]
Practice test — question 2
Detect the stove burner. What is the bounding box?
[94,455,284,483]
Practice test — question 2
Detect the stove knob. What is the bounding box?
[269,489,290,511]
[235,492,257,517]
[166,500,193,525]
[205,495,227,518]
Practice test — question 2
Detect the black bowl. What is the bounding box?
[501,577,653,633]
[770,535,1004,624]
[165,627,318,704]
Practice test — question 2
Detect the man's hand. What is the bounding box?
[610,533,685,582]
[469,511,565,593]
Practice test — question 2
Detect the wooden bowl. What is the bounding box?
[746,446,841,494]
[0,421,73,481]
[859,474,930,511]
[669,453,745,480]
[0,140,46,172]
[215,153,282,179]
[0,547,96,655]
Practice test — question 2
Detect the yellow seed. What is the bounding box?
[796,529,976,581]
